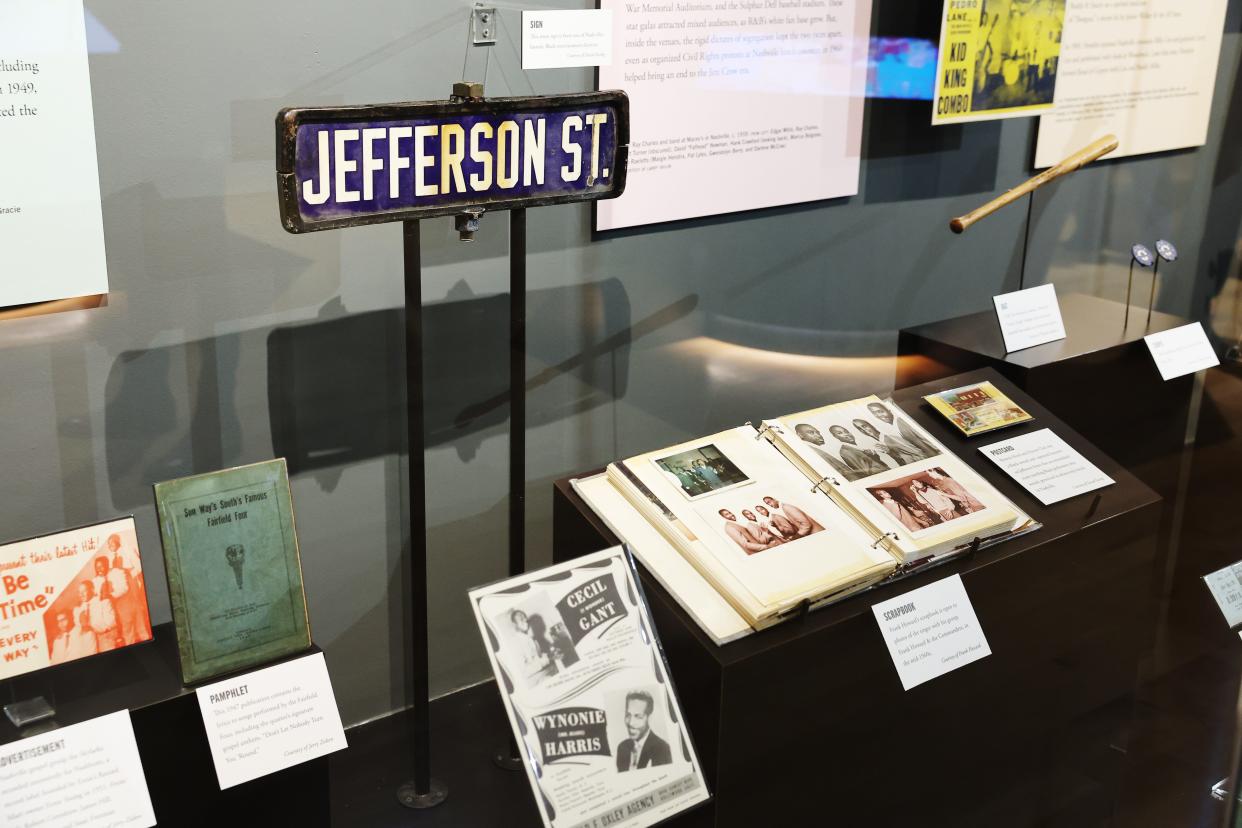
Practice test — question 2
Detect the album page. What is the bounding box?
[607,425,895,626]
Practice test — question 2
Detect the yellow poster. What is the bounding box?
[932,0,1067,125]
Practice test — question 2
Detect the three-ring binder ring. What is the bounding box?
[871,532,900,549]
[752,422,784,440]
[810,475,841,493]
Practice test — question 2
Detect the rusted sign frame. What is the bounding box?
[275,90,629,234]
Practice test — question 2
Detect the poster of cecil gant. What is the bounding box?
[470,548,709,828]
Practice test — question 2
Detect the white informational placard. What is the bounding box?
[195,652,347,790]
[0,710,155,828]
[470,547,709,828]
[1034,0,1229,166]
[1204,562,1242,630]
[980,428,1114,506]
[871,574,990,691]
[1144,322,1220,381]
[0,0,109,307]
[596,0,872,231]
[992,284,1066,353]
[522,10,613,70]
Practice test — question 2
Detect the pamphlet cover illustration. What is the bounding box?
[925,381,1033,436]
[0,517,152,680]
[470,548,709,828]
[933,0,1067,124]
[155,458,310,684]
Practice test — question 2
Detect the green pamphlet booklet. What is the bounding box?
[154,458,311,684]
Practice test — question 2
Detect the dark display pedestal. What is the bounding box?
[896,292,1194,495]
[552,369,1162,826]
[0,624,329,827]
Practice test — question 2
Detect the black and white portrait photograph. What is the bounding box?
[654,443,751,500]
[607,686,673,773]
[695,487,828,556]
[793,401,940,483]
[867,467,986,534]
[493,595,581,690]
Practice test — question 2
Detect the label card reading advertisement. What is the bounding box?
[0,710,155,828]
[871,574,990,691]
[980,428,1113,506]
[523,10,613,69]
[196,651,347,789]
[1203,562,1242,630]
[993,284,1067,353]
[470,547,709,828]
[1144,322,1220,381]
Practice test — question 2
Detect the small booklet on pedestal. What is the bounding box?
[154,458,311,685]
[470,547,709,828]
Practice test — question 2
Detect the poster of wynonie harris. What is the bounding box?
[470,547,708,828]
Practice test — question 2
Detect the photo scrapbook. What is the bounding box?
[587,396,1035,634]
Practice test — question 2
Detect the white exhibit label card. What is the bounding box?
[596,0,872,231]
[0,0,109,307]
[871,574,990,691]
[993,284,1067,353]
[1144,323,1220,381]
[196,651,347,790]
[0,710,155,828]
[1035,0,1229,166]
[470,547,709,828]
[1204,562,1242,630]
[522,10,613,70]
[980,428,1113,506]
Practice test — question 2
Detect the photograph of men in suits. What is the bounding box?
[655,444,750,500]
[866,402,939,459]
[616,690,672,773]
[829,424,890,481]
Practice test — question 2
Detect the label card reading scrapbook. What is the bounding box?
[155,459,311,685]
[872,574,991,691]
[0,516,153,681]
[470,547,709,828]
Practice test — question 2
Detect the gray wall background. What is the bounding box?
[1,0,1239,726]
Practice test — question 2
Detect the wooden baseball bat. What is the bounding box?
[949,134,1118,234]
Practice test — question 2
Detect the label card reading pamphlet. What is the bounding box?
[0,710,155,828]
[196,652,346,790]
[522,10,613,69]
[981,428,1113,506]
[993,284,1067,353]
[1144,323,1220,381]
[872,575,990,691]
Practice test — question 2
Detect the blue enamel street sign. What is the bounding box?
[276,90,628,233]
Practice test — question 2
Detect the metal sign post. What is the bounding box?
[275,85,629,809]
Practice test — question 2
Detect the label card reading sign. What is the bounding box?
[1204,562,1242,629]
[1144,322,1220,381]
[992,284,1067,353]
[523,10,613,69]
[980,428,1114,506]
[871,574,990,691]
[196,651,347,789]
[0,710,155,828]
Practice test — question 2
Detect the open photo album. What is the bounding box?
[590,395,1035,634]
